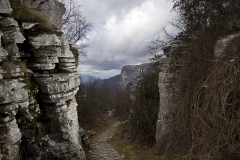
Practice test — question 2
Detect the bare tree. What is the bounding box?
[59,0,93,57]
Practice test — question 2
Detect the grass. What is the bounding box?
[109,122,164,160]
[2,59,27,72]
[2,60,17,72]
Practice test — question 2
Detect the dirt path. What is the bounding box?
[88,121,124,160]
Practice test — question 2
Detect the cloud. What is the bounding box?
[77,0,176,78]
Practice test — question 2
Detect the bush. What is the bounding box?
[151,0,240,158]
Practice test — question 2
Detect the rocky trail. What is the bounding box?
[88,121,125,160]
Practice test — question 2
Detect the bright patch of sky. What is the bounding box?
[77,0,177,79]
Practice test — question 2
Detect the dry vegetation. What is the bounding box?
[149,0,240,159]
[76,80,130,129]
[109,122,164,160]
[128,68,160,146]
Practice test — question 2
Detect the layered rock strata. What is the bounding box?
[0,0,85,159]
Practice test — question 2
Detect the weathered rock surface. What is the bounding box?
[155,58,171,142]
[0,0,86,159]
[155,42,179,142]
[22,0,65,29]
[0,0,12,14]
[119,63,157,88]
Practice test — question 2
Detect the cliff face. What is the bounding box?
[103,63,157,89]
[0,0,85,159]
[155,42,179,142]
[119,63,157,88]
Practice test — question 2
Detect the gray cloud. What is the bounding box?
[77,0,177,79]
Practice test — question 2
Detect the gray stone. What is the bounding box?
[30,63,56,70]
[30,34,62,49]
[35,56,59,63]
[0,17,18,27]
[59,68,77,73]
[0,79,28,104]
[59,62,75,67]
[32,47,60,57]
[0,0,12,14]
[58,57,75,63]
[0,103,21,159]
[22,0,66,29]
[40,99,86,159]
[34,73,80,102]
[4,44,20,57]
[22,22,38,29]
[155,57,172,141]
[0,47,8,62]
[0,31,8,61]
[58,40,74,58]
[41,89,78,103]
[1,26,25,44]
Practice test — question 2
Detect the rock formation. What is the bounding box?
[119,63,157,88]
[22,0,65,29]
[103,63,157,89]
[155,42,179,141]
[0,0,85,159]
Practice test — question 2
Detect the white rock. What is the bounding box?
[22,22,38,29]
[0,0,12,14]
[0,17,18,27]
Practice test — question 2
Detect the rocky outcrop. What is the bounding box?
[102,63,157,89]
[119,63,157,88]
[155,58,171,141]
[0,0,12,14]
[155,42,180,142]
[0,0,85,159]
[22,0,65,29]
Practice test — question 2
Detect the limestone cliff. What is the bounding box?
[119,63,157,88]
[0,0,85,159]
[155,42,179,141]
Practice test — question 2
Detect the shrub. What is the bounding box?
[129,69,160,146]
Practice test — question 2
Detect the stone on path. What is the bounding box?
[89,121,124,160]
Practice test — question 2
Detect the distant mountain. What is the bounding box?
[80,74,98,83]
[102,74,121,85]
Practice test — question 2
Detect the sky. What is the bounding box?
[77,0,177,79]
